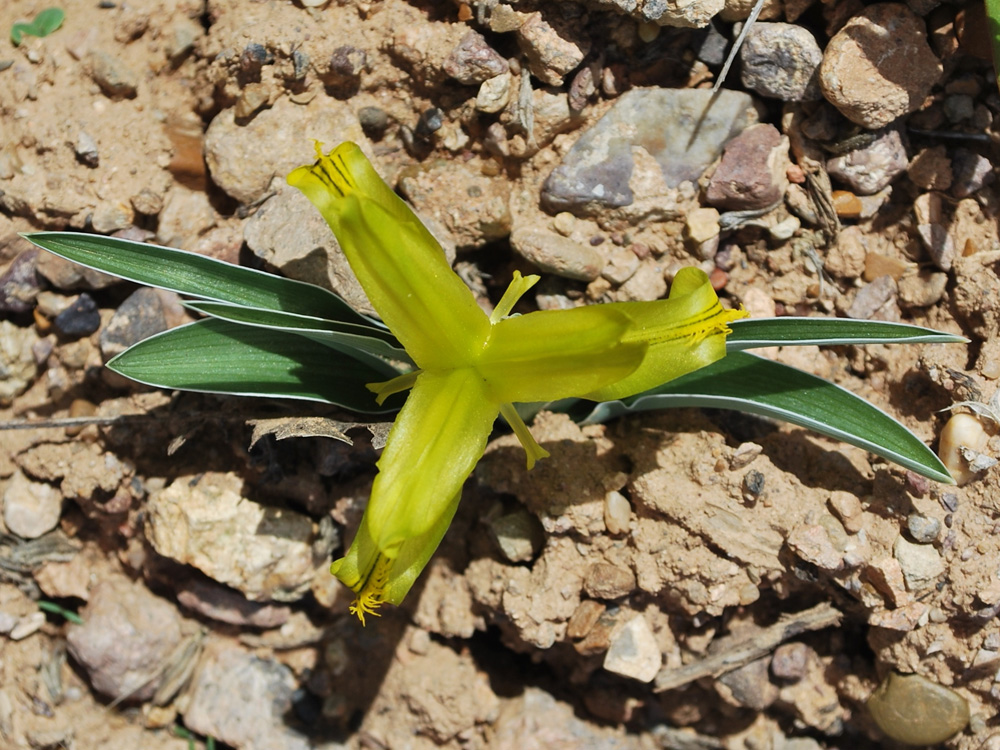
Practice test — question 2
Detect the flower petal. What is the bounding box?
[288,142,490,368]
[586,267,748,401]
[365,367,499,553]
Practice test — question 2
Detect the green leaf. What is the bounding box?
[184,301,411,364]
[987,0,1000,91]
[22,232,385,331]
[108,318,403,414]
[579,351,954,484]
[11,8,64,45]
[727,317,967,351]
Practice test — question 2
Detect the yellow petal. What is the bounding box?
[288,142,490,369]
[331,366,498,622]
[366,367,498,550]
[585,267,747,401]
[482,303,645,403]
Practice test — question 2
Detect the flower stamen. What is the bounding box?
[347,552,393,626]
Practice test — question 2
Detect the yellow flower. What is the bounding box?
[288,142,746,624]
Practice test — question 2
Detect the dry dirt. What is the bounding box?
[1,1,1000,749]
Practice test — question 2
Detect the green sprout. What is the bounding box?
[10,8,65,46]
[37,599,83,625]
[22,142,962,624]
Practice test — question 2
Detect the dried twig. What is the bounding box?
[653,602,842,692]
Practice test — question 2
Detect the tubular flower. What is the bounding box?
[288,142,747,624]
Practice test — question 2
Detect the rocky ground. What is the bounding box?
[1,0,1000,748]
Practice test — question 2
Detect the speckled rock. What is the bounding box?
[542,88,756,215]
[592,0,725,27]
[243,185,373,316]
[67,576,185,702]
[706,123,790,211]
[443,30,508,85]
[868,672,969,745]
[99,287,169,360]
[397,160,512,249]
[825,126,909,194]
[184,645,309,750]
[516,11,590,86]
[2,470,62,539]
[0,249,42,314]
[204,97,366,205]
[740,23,823,101]
[145,472,326,602]
[819,4,942,128]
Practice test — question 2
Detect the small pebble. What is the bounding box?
[488,509,544,563]
[75,131,99,167]
[943,94,974,123]
[90,50,139,98]
[3,471,62,539]
[705,124,789,211]
[868,672,969,745]
[951,148,995,198]
[443,30,508,85]
[908,146,953,191]
[907,514,941,544]
[357,106,388,140]
[771,642,810,681]
[832,190,863,219]
[510,227,603,281]
[476,71,511,113]
[938,412,990,485]
[603,614,661,683]
[684,207,721,245]
[604,490,631,534]
[583,562,636,600]
[10,611,46,641]
[740,22,823,101]
[567,599,606,640]
[516,11,590,86]
[53,293,101,339]
[825,126,908,196]
[894,536,945,591]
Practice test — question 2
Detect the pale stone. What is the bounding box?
[604,614,662,683]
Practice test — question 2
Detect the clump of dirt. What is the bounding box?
[2,0,1000,748]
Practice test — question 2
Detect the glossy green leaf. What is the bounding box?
[579,351,953,484]
[727,317,967,350]
[185,301,410,364]
[22,231,384,330]
[108,318,401,414]
[11,8,64,45]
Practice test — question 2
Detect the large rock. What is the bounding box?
[204,97,367,205]
[67,576,185,702]
[145,472,327,602]
[819,4,942,128]
[184,645,309,750]
[541,88,757,216]
[243,185,374,316]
